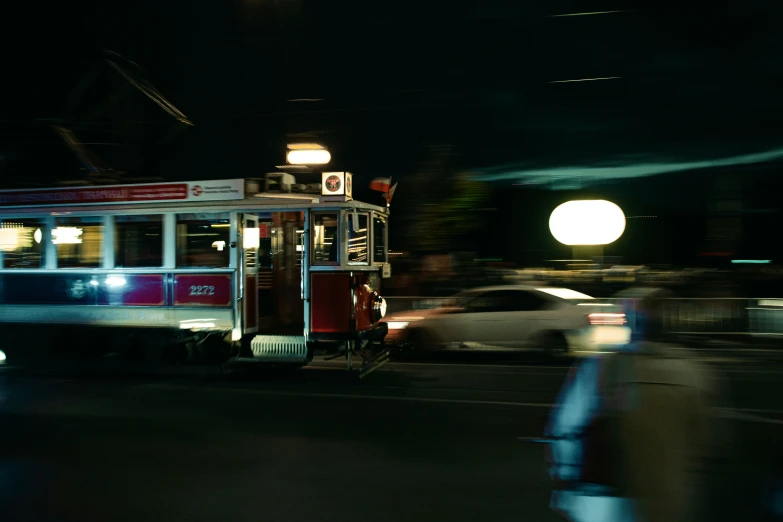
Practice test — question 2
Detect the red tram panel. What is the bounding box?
[245,274,258,329]
[121,275,166,306]
[174,274,232,307]
[310,273,351,332]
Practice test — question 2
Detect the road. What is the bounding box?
[0,348,781,522]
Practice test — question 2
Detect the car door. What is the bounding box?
[507,290,558,347]
[469,290,552,348]
[421,291,493,346]
[457,290,530,348]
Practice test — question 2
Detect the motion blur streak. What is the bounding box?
[479,147,783,185]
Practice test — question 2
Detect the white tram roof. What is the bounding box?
[0,178,389,217]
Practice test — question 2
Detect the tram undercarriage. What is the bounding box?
[1,323,392,377]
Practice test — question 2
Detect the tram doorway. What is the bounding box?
[249,211,304,333]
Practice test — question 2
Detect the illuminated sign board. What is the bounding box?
[0,179,245,207]
[321,172,353,198]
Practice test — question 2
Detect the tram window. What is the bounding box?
[115,215,163,268]
[347,212,369,265]
[0,219,45,269]
[258,222,273,269]
[176,213,231,268]
[312,213,338,264]
[55,217,103,268]
[373,216,387,263]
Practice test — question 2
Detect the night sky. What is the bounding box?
[1,1,783,263]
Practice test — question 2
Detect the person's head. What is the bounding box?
[626,288,673,343]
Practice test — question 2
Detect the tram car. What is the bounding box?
[0,173,391,372]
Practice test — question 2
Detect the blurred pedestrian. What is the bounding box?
[544,288,730,522]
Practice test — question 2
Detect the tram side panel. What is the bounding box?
[0,270,235,363]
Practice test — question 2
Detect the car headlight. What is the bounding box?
[387,321,409,330]
[0,349,6,365]
[372,294,387,323]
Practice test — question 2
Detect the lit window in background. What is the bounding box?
[0,220,45,268]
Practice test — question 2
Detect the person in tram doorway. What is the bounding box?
[543,288,731,522]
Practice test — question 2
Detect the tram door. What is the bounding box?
[272,212,305,329]
[240,214,259,334]
[257,215,276,329]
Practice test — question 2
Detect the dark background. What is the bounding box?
[1,1,782,265]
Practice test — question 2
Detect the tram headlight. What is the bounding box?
[372,294,387,323]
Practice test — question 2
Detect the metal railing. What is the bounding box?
[384,296,783,338]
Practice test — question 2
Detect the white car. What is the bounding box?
[383,286,631,355]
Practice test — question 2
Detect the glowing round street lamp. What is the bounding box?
[549,200,626,246]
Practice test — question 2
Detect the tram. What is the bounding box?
[0,172,391,373]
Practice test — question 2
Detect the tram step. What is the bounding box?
[249,335,309,364]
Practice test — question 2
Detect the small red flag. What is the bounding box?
[369,177,391,193]
[383,182,398,205]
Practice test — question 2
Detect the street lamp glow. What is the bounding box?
[286,149,331,165]
[549,200,626,246]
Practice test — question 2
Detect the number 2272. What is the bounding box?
[189,285,215,296]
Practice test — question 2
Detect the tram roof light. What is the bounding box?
[286,143,325,150]
[287,149,331,165]
[549,200,626,246]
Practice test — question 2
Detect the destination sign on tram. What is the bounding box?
[0,179,245,207]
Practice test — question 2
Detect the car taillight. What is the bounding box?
[588,312,626,326]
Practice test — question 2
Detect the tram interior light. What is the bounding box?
[243,227,260,249]
[0,349,6,364]
[52,226,83,245]
[0,229,18,251]
[34,228,42,244]
[549,200,626,246]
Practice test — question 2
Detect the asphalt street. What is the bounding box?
[0,348,781,522]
